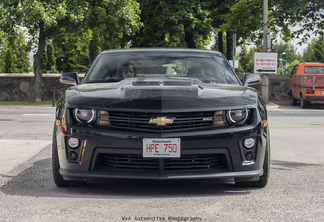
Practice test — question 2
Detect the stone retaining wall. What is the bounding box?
[268,75,290,101]
[0,73,290,103]
[0,74,84,102]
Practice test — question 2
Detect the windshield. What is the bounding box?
[83,51,240,85]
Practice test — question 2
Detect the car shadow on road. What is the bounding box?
[0,145,263,199]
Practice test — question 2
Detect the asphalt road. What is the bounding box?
[0,105,323,222]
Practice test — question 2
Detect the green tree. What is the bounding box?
[311,36,324,63]
[89,39,99,63]
[41,42,56,73]
[41,47,48,73]
[53,29,91,74]
[47,42,56,70]
[11,28,31,73]
[303,36,324,63]
[272,42,300,64]
[272,41,303,74]
[271,0,324,43]
[86,0,142,50]
[0,0,141,102]
[238,46,250,72]
[0,0,89,102]
[0,28,31,73]
[302,39,317,62]
[131,0,213,49]
[288,59,300,74]
[5,48,15,73]
[0,32,7,72]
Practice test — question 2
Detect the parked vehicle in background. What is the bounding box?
[289,63,324,108]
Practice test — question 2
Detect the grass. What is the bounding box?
[0,101,53,105]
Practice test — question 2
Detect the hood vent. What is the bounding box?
[132,81,192,87]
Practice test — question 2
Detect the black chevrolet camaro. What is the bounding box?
[53,48,270,187]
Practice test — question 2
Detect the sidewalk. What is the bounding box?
[0,104,55,108]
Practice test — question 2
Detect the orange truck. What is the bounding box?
[289,63,324,108]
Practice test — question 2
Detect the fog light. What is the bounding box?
[243,138,255,149]
[69,151,78,160]
[245,152,254,161]
[68,137,79,148]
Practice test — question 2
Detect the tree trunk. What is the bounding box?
[33,22,46,103]
[218,32,223,54]
[184,27,196,48]
[226,31,233,61]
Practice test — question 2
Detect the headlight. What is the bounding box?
[226,109,249,125]
[74,108,96,124]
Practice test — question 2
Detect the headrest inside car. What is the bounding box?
[187,67,204,76]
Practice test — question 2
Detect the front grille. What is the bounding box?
[109,111,214,132]
[98,154,159,171]
[96,154,225,172]
[164,154,223,171]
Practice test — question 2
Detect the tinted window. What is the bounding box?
[304,66,324,74]
[83,51,240,85]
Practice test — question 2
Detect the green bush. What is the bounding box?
[5,48,15,73]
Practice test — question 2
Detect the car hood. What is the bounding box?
[65,78,260,112]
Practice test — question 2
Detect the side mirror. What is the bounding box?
[243,73,261,86]
[60,72,79,86]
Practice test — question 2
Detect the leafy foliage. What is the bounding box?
[53,28,92,73]
[303,36,324,63]
[0,28,31,73]
[271,0,324,43]
[41,42,56,73]
[5,48,15,73]
[131,0,213,48]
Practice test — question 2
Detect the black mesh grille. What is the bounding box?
[163,154,223,171]
[108,111,214,132]
[97,154,224,171]
[98,154,159,171]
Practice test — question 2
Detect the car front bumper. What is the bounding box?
[55,121,268,181]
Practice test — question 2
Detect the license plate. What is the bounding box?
[143,138,181,158]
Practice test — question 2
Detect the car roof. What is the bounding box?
[99,48,223,56]
[297,62,324,66]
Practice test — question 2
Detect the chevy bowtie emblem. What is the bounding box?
[149,117,175,126]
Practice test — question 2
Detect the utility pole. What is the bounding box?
[233,33,236,69]
[261,0,269,104]
[263,0,268,53]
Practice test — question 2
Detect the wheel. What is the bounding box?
[300,94,308,109]
[235,134,270,188]
[290,93,297,106]
[52,125,87,187]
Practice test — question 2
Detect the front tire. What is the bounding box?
[300,94,309,109]
[52,125,87,187]
[290,93,297,106]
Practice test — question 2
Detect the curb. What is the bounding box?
[0,104,55,108]
[266,102,279,110]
